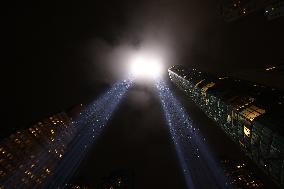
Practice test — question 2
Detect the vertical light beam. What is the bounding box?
[155,79,229,189]
[41,78,133,188]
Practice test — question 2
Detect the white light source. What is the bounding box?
[129,53,163,80]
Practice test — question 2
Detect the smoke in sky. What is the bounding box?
[82,0,216,84]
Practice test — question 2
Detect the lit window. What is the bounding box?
[244,126,251,137]
[201,82,215,93]
[14,138,21,144]
[240,105,265,121]
[205,99,209,105]
[45,168,50,174]
[265,66,276,71]
[227,115,231,123]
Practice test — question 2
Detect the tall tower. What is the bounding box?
[168,65,284,188]
[0,112,77,188]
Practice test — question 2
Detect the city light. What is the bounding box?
[129,52,163,80]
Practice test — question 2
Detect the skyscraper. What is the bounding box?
[0,112,77,188]
[168,65,284,188]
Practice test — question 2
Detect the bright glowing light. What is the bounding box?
[129,53,163,79]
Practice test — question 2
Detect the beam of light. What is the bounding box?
[128,52,163,80]
[2,78,133,189]
[155,79,230,189]
[43,78,133,188]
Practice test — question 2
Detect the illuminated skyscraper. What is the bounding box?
[0,112,77,188]
[168,65,284,188]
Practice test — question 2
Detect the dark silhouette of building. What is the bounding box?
[219,0,281,21]
[66,170,133,189]
[221,159,264,188]
[231,64,284,90]
[168,65,284,188]
[264,0,284,20]
[97,170,134,189]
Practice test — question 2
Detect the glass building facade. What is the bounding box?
[168,65,284,188]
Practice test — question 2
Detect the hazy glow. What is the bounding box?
[129,53,163,80]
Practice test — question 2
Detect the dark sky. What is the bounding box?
[2,0,284,136]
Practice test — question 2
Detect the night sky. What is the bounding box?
[2,0,284,187]
[3,0,284,135]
